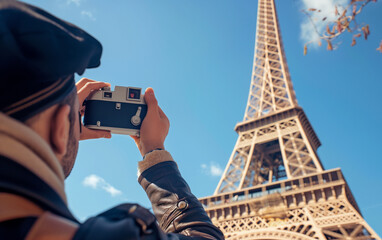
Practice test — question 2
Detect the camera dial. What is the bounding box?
[131,106,142,126]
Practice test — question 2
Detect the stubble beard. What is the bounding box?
[61,122,79,178]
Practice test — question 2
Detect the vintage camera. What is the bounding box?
[84,86,147,136]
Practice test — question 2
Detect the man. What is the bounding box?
[0,1,224,239]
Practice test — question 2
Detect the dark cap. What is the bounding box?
[0,0,102,121]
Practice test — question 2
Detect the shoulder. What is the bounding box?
[73,203,166,240]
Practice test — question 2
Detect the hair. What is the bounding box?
[24,89,77,126]
[60,89,77,127]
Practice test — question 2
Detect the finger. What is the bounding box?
[130,135,140,145]
[76,78,96,91]
[130,135,140,141]
[81,129,111,141]
[78,82,111,104]
[79,105,85,116]
[130,135,142,151]
[80,127,111,140]
[144,88,159,115]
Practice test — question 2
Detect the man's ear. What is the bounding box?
[50,104,71,157]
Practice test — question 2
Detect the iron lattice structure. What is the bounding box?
[198,0,380,239]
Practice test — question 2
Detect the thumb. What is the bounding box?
[144,88,158,111]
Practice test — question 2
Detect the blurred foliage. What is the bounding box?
[302,0,381,55]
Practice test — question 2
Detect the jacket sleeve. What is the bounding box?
[138,160,224,240]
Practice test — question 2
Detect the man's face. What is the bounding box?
[61,95,80,178]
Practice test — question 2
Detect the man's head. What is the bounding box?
[24,89,80,178]
[0,1,102,177]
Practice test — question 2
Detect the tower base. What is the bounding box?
[199,169,380,239]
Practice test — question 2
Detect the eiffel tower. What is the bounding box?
[198,0,380,239]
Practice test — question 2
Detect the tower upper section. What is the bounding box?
[214,0,324,194]
[244,0,298,121]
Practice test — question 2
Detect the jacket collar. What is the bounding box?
[0,155,77,221]
[0,113,67,204]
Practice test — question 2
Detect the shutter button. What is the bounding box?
[177,200,188,210]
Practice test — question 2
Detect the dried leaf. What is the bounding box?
[335,5,339,16]
[340,9,347,18]
[365,24,370,35]
[308,8,317,11]
[304,44,307,55]
[351,38,356,46]
[326,25,333,35]
[327,40,333,51]
[363,29,368,40]
[322,17,327,21]
[377,41,382,53]
[337,21,343,32]
[318,40,322,47]
[362,26,370,40]
[352,4,357,16]
[354,33,361,38]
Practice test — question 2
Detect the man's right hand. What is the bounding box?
[131,88,170,157]
[76,78,112,140]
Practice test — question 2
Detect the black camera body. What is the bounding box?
[84,86,147,136]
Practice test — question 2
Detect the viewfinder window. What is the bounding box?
[104,92,112,98]
[128,88,141,100]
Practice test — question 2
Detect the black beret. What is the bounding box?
[0,0,102,121]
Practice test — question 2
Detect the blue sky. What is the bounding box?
[26,0,382,233]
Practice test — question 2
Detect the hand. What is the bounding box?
[76,78,112,140]
[131,88,169,156]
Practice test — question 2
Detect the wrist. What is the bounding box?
[143,148,164,160]
[138,149,174,175]
[141,144,165,156]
